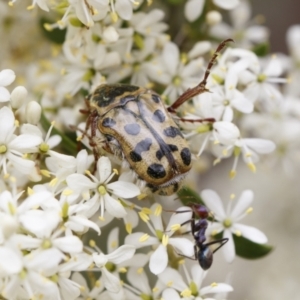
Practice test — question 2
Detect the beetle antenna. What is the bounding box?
[168,38,233,113]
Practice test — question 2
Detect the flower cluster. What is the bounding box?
[0,0,299,299]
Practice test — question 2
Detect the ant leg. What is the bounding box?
[167,39,233,114]
[205,238,229,254]
[177,245,198,261]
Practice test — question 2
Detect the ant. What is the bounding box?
[176,203,228,270]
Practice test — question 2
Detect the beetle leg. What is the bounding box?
[167,39,233,113]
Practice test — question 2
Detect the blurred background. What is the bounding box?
[252,0,299,53]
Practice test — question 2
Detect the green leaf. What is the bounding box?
[40,17,66,44]
[252,42,270,57]
[40,111,78,155]
[233,234,273,259]
[177,186,204,206]
[214,232,273,259]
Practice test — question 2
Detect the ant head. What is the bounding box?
[189,203,209,219]
[198,244,213,270]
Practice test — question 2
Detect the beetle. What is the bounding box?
[81,39,232,195]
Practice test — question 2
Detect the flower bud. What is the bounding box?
[206,10,222,26]
[10,86,28,109]
[25,101,42,124]
[103,26,119,43]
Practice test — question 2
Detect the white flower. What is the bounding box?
[185,0,239,22]
[158,265,233,300]
[125,203,194,275]
[201,189,268,262]
[0,69,15,102]
[209,1,268,48]
[66,156,140,219]
[242,55,286,104]
[93,244,136,292]
[200,85,253,122]
[0,106,42,175]
[147,41,208,103]
[0,247,65,299]
[212,121,276,178]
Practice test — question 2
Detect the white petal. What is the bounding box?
[58,276,81,300]
[234,224,268,244]
[230,190,253,219]
[188,41,211,59]
[184,0,205,22]
[213,121,240,145]
[201,190,226,220]
[162,288,181,300]
[66,174,95,192]
[169,237,194,256]
[53,236,83,253]
[68,215,100,234]
[163,42,179,76]
[125,232,158,248]
[27,248,65,270]
[107,227,119,253]
[21,123,43,137]
[104,193,127,218]
[0,247,22,273]
[127,267,151,294]
[107,245,136,264]
[102,267,121,292]
[60,253,93,272]
[0,106,14,140]
[107,181,140,198]
[201,283,233,295]
[0,87,10,102]
[222,106,234,122]
[115,0,132,20]
[93,252,108,267]
[97,156,111,183]
[9,134,42,151]
[0,69,16,86]
[158,267,187,290]
[149,203,164,232]
[264,57,283,77]
[166,207,192,233]
[243,138,276,153]
[6,153,35,174]
[213,0,239,10]
[190,264,206,288]
[19,210,60,237]
[222,230,235,263]
[149,244,168,275]
[47,135,62,149]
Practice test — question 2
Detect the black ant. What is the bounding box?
[175,203,228,270]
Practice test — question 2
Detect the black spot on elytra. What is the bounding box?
[156,144,178,161]
[180,147,191,166]
[124,123,141,135]
[147,163,166,179]
[102,117,116,127]
[152,94,160,103]
[130,151,142,162]
[152,109,165,123]
[163,126,182,138]
[129,138,152,162]
[92,84,139,107]
[168,144,178,152]
[156,150,163,160]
